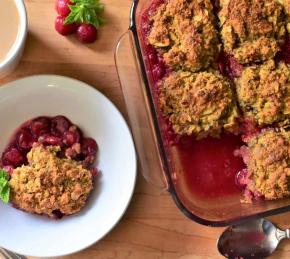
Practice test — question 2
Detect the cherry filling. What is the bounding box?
[218,52,243,80]
[235,169,249,190]
[140,0,289,200]
[278,35,290,64]
[51,115,71,136]
[30,117,51,137]
[1,116,98,175]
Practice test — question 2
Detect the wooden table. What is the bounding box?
[1,1,290,258]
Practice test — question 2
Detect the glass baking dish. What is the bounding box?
[115,0,290,227]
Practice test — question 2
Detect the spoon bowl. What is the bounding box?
[217,218,290,258]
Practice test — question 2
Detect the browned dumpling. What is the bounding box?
[159,70,239,139]
[236,60,290,126]
[148,0,220,72]
[219,0,287,64]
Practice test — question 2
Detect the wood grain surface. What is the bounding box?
[1,1,290,258]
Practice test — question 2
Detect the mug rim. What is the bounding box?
[0,0,27,70]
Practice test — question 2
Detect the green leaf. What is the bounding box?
[0,169,10,204]
[0,169,9,181]
[1,184,10,204]
[64,0,105,29]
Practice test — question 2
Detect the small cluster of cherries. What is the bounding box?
[55,0,98,43]
[1,116,98,174]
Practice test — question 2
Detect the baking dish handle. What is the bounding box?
[115,30,169,190]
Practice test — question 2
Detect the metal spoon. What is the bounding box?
[217,218,289,258]
[0,248,26,259]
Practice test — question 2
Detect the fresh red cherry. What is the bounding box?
[76,24,98,43]
[55,0,73,17]
[55,16,77,36]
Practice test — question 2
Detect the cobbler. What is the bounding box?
[159,70,239,138]
[219,0,287,64]
[236,60,290,127]
[148,0,220,72]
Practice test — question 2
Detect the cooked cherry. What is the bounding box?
[81,138,98,156]
[141,17,151,36]
[152,64,165,80]
[280,36,290,64]
[30,117,51,137]
[146,45,158,63]
[63,127,81,146]
[3,165,14,175]
[2,148,25,167]
[52,209,64,219]
[235,169,248,190]
[90,167,99,177]
[81,155,96,168]
[148,52,158,64]
[17,129,37,151]
[218,53,243,79]
[51,116,71,136]
[42,135,62,146]
[147,0,164,16]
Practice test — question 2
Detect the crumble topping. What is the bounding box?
[236,60,290,127]
[9,144,93,217]
[279,0,290,32]
[159,70,239,138]
[148,0,220,72]
[219,0,286,64]
[240,129,290,202]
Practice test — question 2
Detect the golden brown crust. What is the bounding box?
[242,129,290,201]
[9,144,93,217]
[148,0,220,72]
[236,60,290,126]
[219,0,286,64]
[279,0,290,32]
[159,70,239,138]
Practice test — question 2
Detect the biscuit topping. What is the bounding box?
[159,70,239,138]
[240,129,290,201]
[236,60,290,126]
[219,0,286,64]
[9,144,93,218]
[148,0,220,72]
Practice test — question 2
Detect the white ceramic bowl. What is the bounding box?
[0,75,137,257]
[0,0,27,78]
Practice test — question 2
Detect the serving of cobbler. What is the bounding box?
[0,116,98,218]
[140,0,290,203]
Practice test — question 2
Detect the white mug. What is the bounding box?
[0,0,27,79]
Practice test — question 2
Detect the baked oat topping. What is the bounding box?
[159,70,239,138]
[219,0,287,64]
[279,0,290,33]
[9,144,93,217]
[236,60,290,127]
[148,0,220,72]
[240,129,290,202]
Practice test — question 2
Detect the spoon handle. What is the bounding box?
[0,248,26,259]
[276,228,290,241]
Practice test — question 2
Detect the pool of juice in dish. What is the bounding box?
[173,134,245,199]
